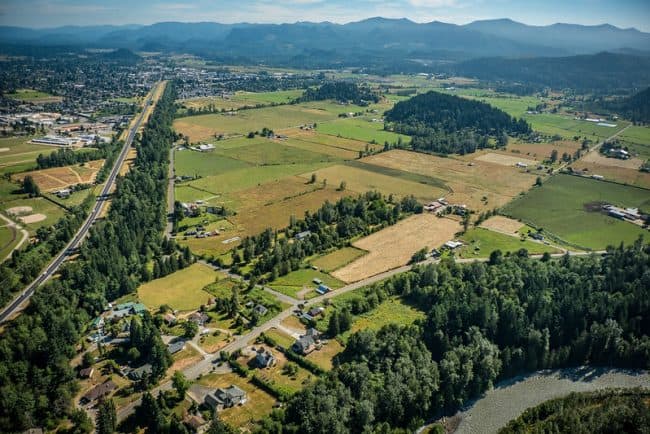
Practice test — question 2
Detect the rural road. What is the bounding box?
[0,81,165,324]
[117,247,604,422]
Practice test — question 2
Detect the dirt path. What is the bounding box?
[67,166,83,184]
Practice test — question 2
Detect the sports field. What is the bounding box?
[333,213,461,283]
[137,262,217,311]
[502,174,649,250]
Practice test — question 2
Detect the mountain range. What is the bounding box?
[1,18,649,62]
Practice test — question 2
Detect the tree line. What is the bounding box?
[256,240,650,433]
[0,82,178,432]
[229,192,422,282]
[295,82,380,106]
[384,90,531,155]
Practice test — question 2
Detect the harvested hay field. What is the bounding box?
[299,163,448,204]
[284,128,371,152]
[580,152,643,170]
[333,214,461,283]
[19,213,46,224]
[12,160,104,192]
[474,152,538,167]
[479,216,524,235]
[362,150,539,211]
[506,140,580,160]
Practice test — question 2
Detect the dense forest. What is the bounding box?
[622,87,650,123]
[499,388,650,433]
[0,83,177,432]
[296,82,380,106]
[384,91,531,154]
[451,52,650,93]
[256,240,650,433]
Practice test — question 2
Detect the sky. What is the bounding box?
[1,0,649,31]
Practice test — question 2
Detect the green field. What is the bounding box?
[174,149,251,177]
[268,268,345,298]
[618,126,650,159]
[317,118,410,144]
[217,140,340,166]
[5,88,57,101]
[0,225,19,259]
[340,298,425,342]
[137,262,217,311]
[457,228,560,259]
[523,114,628,140]
[310,247,367,272]
[503,174,649,250]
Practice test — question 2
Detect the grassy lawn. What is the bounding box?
[317,118,410,144]
[5,88,57,101]
[340,298,426,342]
[249,348,314,394]
[305,340,344,371]
[196,372,276,429]
[197,330,232,353]
[263,328,295,349]
[268,268,345,298]
[457,228,561,259]
[503,174,649,250]
[310,247,368,272]
[137,262,217,312]
[0,225,19,259]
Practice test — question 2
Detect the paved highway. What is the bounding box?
[0,82,164,324]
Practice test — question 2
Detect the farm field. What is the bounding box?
[506,139,581,161]
[341,298,425,342]
[178,90,303,113]
[173,104,339,142]
[310,247,367,272]
[196,372,276,430]
[523,113,629,140]
[12,160,104,192]
[502,174,649,250]
[457,228,560,259]
[317,118,409,144]
[479,216,525,234]
[137,262,217,312]
[268,268,345,299]
[300,162,448,204]
[572,162,650,189]
[283,128,370,152]
[217,140,340,166]
[333,213,461,283]
[474,152,538,167]
[174,149,251,177]
[617,125,650,159]
[363,149,539,211]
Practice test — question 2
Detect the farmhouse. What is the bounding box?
[444,240,463,250]
[254,348,276,368]
[80,381,116,404]
[204,385,248,410]
[168,340,186,355]
[292,328,320,355]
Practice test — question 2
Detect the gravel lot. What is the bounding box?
[454,367,650,434]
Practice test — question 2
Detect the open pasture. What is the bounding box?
[502,174,649,250]
[299,162,448,204]
[173,104,338,142]
[457,228,560,259]
[617,125,650,160]
[580,152,643,170]
[12,160,104,192]
[362,149,539,211]
[479,216,524,234]
[179,90,303,113]
[217,140,340,166]
[523,114,629,140]
[310,247,367,272]
[340,298,425,342]
[475,152,538,167]
[282,137,359,160]
[333,213,461,283]
[572,162,650,189]
[506,139,581,161]
[174,149,251,177]
[137,262,216,312]
[317,118,409,144]
[284,128,370,152]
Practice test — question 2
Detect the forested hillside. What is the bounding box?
[451,52,650,93]
[384,91,530,154]
[623,87,650,123]
[258,241,650,433]
[0,84,178,432]
[499,389,650,433]
[296,82,380,106]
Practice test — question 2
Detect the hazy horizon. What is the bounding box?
[1,0,649,32]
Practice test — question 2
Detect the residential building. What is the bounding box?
[80,381,117,404]
[128,364,153,381]
[204,385,247,410]
[254,348,276,368]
